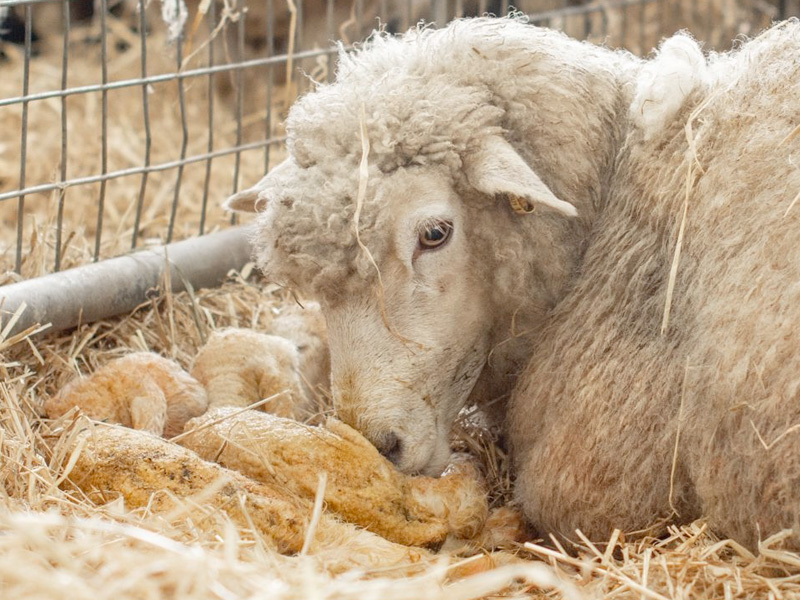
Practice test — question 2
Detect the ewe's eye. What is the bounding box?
[418,221,453,250]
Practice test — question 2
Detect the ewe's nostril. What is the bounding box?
[377,431,403,465]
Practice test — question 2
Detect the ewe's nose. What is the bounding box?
[333,392,405,465]
[374,431,404,466]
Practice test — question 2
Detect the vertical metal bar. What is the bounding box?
[354,0,363,39]
[296,0,306,96]
[326,0,334,84]
[583,7,592,39]
[230,3,245,226]
[433,0,447,26]
[94,0,109,262]
[379,0,388,28]
[168,1,189,243]
[778,0,787,20]
[14,3,32,274]
[599,6,608,41]
[621,0,629,49]
[55,0,70,272]
[265,0,275,171]
[638,0,646,56]
[200,0,216,236]
[296,0,304,52]
[132,0,152,250]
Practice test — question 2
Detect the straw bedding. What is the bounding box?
[4,270,800,599]
[2,6,800,600]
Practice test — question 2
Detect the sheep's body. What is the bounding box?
[511,22,800,548]
[234,17,800,550]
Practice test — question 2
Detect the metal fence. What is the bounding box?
[0,0,790,284]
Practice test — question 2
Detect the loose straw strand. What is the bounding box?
[354,104,420,348]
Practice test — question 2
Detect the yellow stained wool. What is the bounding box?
[179,407,488,548]
[44,352,208,438]
[62,422,430,569]
[191,328,307,418]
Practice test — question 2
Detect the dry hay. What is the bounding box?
[0,275,562,600]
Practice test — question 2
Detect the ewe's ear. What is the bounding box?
[224,187,262,213]
[224,159,295,213]
[464,136,577,217]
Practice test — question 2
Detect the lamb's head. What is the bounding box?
[227,21,599,475]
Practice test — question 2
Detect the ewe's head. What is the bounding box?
[228,20,580,475]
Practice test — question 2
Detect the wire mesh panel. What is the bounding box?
[0,0,788,284]
[0,0,295,282]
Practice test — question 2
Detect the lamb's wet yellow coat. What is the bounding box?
[180,407,488,548]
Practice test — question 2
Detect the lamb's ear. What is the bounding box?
[464,136,577,217]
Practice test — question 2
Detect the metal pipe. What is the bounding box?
[0,226,254,338]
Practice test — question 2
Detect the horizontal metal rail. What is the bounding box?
[0,136,287,203]
[0,0,56,7]
[0,225,253,338]
[0,46,340,109]
[526,0,659,21]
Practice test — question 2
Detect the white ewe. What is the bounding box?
[228,17,800,550]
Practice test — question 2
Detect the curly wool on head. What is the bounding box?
[257,30,508,298]
[247,160,379,299]
[284,19,549,172]
[249,17,625,301]
[288,80,502,175]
